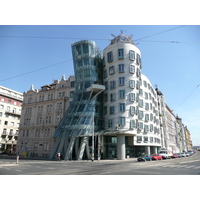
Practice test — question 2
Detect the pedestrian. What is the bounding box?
[57,152,61,161]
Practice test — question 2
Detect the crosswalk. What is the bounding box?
[159,164,200,170]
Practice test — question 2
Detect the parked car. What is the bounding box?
[187,151,193,156]
[151,154,162,160]
[171,153,179,158]
[181,152,187,157]
[137,154,152,162]
[176,153,183,158]
[184,152,190,157]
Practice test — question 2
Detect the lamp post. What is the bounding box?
[92,107,95,162]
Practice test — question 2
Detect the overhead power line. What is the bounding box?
[0,25,187,43]
[134,25,187,41]
[174,84,200,111]
[0,59,72,83]
[136,40,200,44]
[0,35,109,41]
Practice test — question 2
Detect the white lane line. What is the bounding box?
[185,165,196,168]
[193,166,200,169]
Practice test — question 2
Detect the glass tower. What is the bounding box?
[50,40,104,160]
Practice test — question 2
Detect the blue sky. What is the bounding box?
[0,25,200,146]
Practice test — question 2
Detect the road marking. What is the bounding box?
[185,165,196,168]
[193,166,200,169]
[133,170,161,174]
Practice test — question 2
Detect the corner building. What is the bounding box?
[102,35,161,159]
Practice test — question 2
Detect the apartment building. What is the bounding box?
[0,86,23,154]
[16,75,75,157]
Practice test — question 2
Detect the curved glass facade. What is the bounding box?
[50,40,103,160]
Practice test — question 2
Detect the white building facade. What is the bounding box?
[0,86,23,154]
[102,34,161,159]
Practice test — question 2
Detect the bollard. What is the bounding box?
[16,156,19,164]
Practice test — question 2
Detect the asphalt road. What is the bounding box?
[0,151,200,175]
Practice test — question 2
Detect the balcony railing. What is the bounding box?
[5,110,21,116]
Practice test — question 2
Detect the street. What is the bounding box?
[0,151,200,175]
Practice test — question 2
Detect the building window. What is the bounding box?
[110,106,115,115]
[119,77,125,85]
[70,91,74,98]
[145,92,148,99]
[110,93,116,102]
[129,50,135,60]
[71,81,75,88]
[119,90,125,99]
[109,66,115,75]
[144,125,149,133]
[110,81,116,90]
[108,119,113,128]
[139,89,143,96]
[139,110,144,119]
[130,106,135,115]
[145,114,149,122]
[7,106,10,112]
[144,136,148,142]
[130,65,135,73]
[119,117,125,126]
[143,81,147,88]
[150,113,153,121]
[150,124,153,132]
[130,120,135,129]
[118,64,124,72]
[129,93,135,101]
[4,121,8,125]
[145,103,149,110]
[136,53,141,65]
[129,80,135,88]
[137,136,142,143]
[138,122,143,130]
[139,99,143,107]
[150,137,153,143]
[119,103,125,112]
[118,49,124,59]
[107,51,113,63]
[136,68,141,77]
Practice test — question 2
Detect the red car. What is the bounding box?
[171,153,179,158]
[151,154,162,160]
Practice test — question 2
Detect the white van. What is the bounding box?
[159,149,172,159]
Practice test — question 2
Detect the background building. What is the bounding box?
[16,75,75,157]
[0,86,23,154]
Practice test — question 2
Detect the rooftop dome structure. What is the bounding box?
[110,30,134,45]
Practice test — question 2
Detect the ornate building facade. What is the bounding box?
[16,75,75,157]
[0,86,23,154]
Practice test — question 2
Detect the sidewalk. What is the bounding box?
[0,155,137,167]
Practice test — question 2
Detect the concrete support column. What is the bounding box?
[78,136,88,160]
[75,138,79,160]
[145,146,150,155]
[117,135,125,160]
